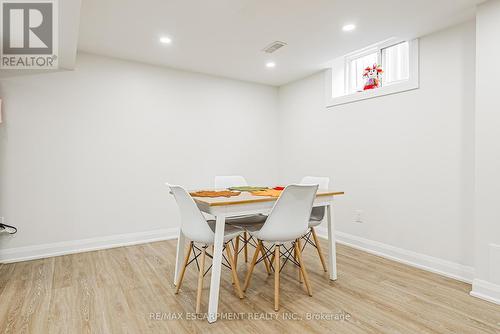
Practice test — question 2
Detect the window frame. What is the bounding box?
[380,41,411,87]
[326,38,419,108]
[345,49,380,93]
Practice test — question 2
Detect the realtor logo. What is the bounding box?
[1,0,58,69]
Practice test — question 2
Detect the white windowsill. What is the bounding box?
[326,79,419,107]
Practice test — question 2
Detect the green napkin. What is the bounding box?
[228,186,269,192]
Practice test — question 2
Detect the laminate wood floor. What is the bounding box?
[1,240,499,334]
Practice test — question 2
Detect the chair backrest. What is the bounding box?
[300,176,330,221]
[214,175,248,189]
[257,184,318,242]
[166,183,214,244]
[301,176,330,189]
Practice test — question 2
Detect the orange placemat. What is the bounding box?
[190,190,241,198]
[251,189,283,197]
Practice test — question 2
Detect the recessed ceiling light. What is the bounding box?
[342,24,356,32]
[159,36,172,44]
[266,62,276,68]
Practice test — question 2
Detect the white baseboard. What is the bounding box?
[315,227,475,284]
[470,279,500,305]
[0,228,179,264]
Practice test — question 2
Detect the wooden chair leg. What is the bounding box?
[274,244,280,311]
[294,243,302,284]
[311,227,327,272]
[226,243,236,286]
[295,241,312,296]
[243,241,262,292]
[175,242,193,294]
[260,241,271,275]
[234,236,240,269]
[297,238,303,283]
[195,246,207,313]
[244,232,248,262]
[226,242,244,299]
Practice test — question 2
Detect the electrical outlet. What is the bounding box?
[354,210,363,223]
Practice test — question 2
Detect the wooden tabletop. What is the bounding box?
[190,189,344,207]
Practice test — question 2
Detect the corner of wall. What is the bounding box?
[470,279,500,305]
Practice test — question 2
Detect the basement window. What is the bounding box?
[326,38,419,107]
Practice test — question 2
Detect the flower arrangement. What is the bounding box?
[363,64,383,90]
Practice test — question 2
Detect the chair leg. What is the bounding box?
[274,244,280,311]
[226,242,244,299]
[294,243,302,284]
[225,243,236,286]
[175,241,193,294]
[244,232,248,262]
[195,246,207,313]
[269,252,276,277]
[243,241,262,292]
[311,227,327,272]
[260,241,272,275]
[295,241,312,296]
[297,238,303,283]
[234,236,240,269]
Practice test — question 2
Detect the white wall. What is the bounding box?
[471,0,500,304]
[0,19,489,297]
[0,53,279,260]
[277,21,476,278]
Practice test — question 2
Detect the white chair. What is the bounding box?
[299,176,330,272]
[214,175,267,266]
[167,183,245,313]
[243,184,318,311]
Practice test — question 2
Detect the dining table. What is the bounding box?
[172,188,344,323]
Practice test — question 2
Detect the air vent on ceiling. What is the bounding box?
[262,41,287,53]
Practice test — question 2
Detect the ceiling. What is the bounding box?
[78,0,481,86]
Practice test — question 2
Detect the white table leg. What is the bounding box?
[208,215,226,323]
[174,229,186,286]
[326,202,338,280]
